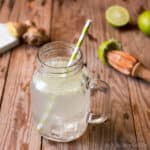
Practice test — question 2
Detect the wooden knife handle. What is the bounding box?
[132,62,150,82]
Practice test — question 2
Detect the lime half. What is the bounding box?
[105,5,130,27]
[98,39,122,64]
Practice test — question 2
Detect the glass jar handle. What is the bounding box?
[88,79,110,124]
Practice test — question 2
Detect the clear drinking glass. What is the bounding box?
[30,41,110,142]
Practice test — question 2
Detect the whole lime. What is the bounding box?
[138,10,150,36]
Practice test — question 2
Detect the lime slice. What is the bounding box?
[105,5,130,27]
[98,39,122,64]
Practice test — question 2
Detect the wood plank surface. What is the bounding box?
[85,1,137,149]
[115,0,150,149]
[0,0,149,150]
[42,0,137,149]
[0,0,12,107]
[0,0,42,149]
[0,0,52,149]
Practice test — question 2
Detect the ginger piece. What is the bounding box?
[23,20,36,28]
[23,27,48,46]
[7,22,27,37]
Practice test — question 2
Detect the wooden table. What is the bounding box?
[0,0,150,149]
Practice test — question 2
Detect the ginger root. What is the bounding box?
[7,22,27,37]
[23,27,48,46]
[23,20,36,28]
[7,20,49,46]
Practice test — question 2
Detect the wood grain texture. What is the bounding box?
[0,0,12,107]
[112,0,150,69]
[114,0,150,149]
[0,0,52,149]
[0,0,41,149]
[128,79,150,150]
[0,53,9,106]
[84,0,137,149]
[42,0,137,149]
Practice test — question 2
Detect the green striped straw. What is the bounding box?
[36,19,92,131]
[67,19,92,66]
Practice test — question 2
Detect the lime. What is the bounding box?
[105,5,130,27]
[138,10,150,36]
[98,39,122,64]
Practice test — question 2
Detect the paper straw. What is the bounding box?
[37,96,55,131]
[67,19,92,66]
[36,19,92,131]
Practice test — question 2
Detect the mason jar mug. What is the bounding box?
[30,41,110,142]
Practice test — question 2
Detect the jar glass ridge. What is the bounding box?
[36,41,84,76]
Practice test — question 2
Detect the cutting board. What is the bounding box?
[0,23,19,54]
